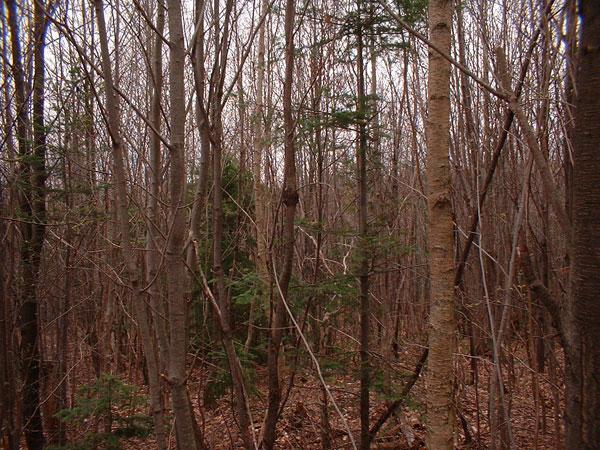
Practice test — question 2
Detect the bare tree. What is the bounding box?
[5,1,51,447]
[566,1,600,446]
[355,2,370,448]
[94,1,168,448]
[262,0,298,447]
[162,0,203,448]
[424,0,455,448]
[0,1,595,448]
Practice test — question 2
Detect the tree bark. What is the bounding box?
[262,0,297,446]
[142,2,168,448]
[7,0,49,447]
[163,0,200,448]
[186,0,211,285]
[355,3,370,448]
[567,2,600,447]
[146,0,170,378]
[424,0,455,449]
[0,188,18,450]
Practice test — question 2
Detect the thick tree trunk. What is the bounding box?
[0,189,18,450]
[7,1,48,447]
[567,2,600,447]
[424,1,455,449]
[24,3,48,448]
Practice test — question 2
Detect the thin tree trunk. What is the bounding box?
[54,121,73,446]
[94,1,168,448]
[262,0,297,446]
[211,70,255,450]
[495,48,569,235]
[142,3,168,448]
[203,1,255,447]
[146,0,170,377]
[246,0,270,354]
[186,0,211,282]
[163,0,201,448]
[454,19,545,289]
[563,0,577,225]
[355,3,370,448]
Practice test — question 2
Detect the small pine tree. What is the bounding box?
[48,374,153,450]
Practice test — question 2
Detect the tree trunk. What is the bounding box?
[246,0,270,354]
[94,2,168,448]
[164,0,200,448]
[567,2,600,447]
[424,0,455,449]
[261,0,297,447]
[141,2,168,447]
[7,0,49,447]
[146,0,170,378]
[355,3,370,448]
[186,0,211,289]
[0,189,18,450]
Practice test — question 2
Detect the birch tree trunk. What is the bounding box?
[424,0,455,448]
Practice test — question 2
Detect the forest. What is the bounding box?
[0,0,599,448]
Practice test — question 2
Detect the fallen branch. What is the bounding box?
[368,348,428,439]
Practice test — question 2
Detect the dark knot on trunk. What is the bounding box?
[282,187,299,206]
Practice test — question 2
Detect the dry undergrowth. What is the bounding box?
[116,344,563,449]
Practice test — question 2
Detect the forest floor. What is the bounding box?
[115,343,563,449]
